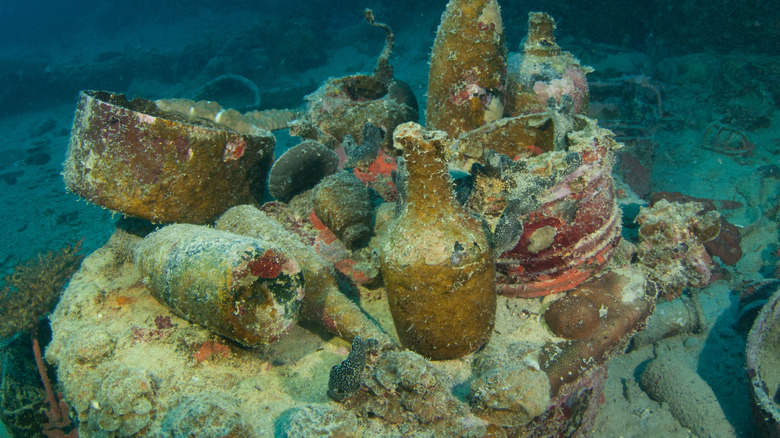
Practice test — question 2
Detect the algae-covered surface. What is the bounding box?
[1,1,779,437]
[46,227,562,436]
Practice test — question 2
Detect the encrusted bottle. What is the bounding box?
[426,0,507,138]
[505,12,592,117]
[134,224,305,347]
[378,122,496,360]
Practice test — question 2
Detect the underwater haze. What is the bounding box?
[0,0,779,436]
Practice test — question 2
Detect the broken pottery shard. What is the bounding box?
[449,113,556,172]
[133,224,304,347]
[268,140,339,201]
[64,91,274,224]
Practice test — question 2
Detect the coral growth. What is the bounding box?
[344,350,474,428]
[469,341,551,427]
[285,404,359,437]
[0,239,84,339]
[635,199,721,299]
[544,295,601,340]
[650,191,743,266]
[532,66,589,114]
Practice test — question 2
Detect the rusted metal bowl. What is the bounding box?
[64,90,275,224]
[746,287,780,437]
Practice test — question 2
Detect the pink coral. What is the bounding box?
[532,66,589,114]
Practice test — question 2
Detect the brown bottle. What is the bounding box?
[426,0,507,138]
[378,122,496,360]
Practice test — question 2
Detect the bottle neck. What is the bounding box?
[524,12,561,57]
[394,124,456,218]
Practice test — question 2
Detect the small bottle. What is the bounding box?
[378,122,496,360]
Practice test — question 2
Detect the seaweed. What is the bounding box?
[0,239,84,340]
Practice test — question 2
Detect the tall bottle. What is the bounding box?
[426,0,507,138]
[378,122,496,360]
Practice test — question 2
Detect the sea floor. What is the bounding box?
[1,5,778,437]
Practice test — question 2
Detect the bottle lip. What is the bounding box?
[524,12,561,56]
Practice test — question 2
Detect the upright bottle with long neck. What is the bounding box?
[378,122,496,360]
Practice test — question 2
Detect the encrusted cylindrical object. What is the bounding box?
[134,224,305,346]
[471,118,622,297]
[216,204,396,349]
[313,171,373,248]
[64,90,274,223]
[379,122,496,360]
[426,0,507,138]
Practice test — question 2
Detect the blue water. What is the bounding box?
[0,1,778,436]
